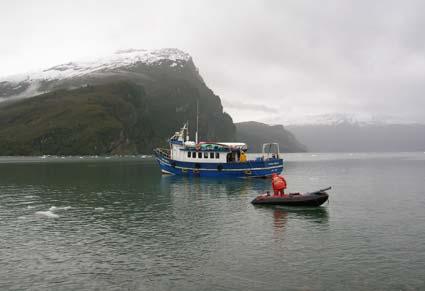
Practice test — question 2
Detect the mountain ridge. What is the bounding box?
[235,121,307,153]
[0,49,237,155]
[0,80,236,155]
[0,48,308,155]
[0,48,197,101]
[280,113,422,127]
[287,123,425,152]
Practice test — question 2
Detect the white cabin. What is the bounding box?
[168,123,247,164]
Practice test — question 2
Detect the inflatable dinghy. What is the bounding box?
[251,187,331,207]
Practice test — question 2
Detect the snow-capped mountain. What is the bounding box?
[286,113,425,152]
[280,112,416,126]
[0,48,236,155]
[0,48,193,101]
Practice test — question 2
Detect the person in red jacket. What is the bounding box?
[272,173,287,196]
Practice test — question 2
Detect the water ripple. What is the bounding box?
[0,154,424,290]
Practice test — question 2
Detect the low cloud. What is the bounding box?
[1,0,424,124]
[222,100,279,114]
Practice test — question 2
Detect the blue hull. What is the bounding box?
[154,152,283,178]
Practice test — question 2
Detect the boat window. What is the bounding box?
[215,152,220,159]
[204,152,208,158]
[198,152,202,158]
[187,152,191,158]
[227,153,236,162]
[192,152,196,158]
[210,152,214,159]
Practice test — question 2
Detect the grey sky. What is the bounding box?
[1,0,424,124]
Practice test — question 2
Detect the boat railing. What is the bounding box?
[262,143,280,159]
[155,148,171,159]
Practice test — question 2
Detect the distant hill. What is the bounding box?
[0,49,235,155]
[235,121,307,153]
[287,123,425,152]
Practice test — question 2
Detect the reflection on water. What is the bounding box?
[253,205,329,230]
[275,206,329,222]
[160,175,263,197]
[273,208,288,229]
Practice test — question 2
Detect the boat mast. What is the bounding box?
[195,100,199,144]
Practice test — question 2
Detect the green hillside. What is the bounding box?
[0,82,234,155]
[0,50,308,156]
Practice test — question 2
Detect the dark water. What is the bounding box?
[0,153,424,290]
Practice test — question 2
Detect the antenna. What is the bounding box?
[195,100,199,144]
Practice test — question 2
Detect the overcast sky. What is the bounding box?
[1,0,424,124]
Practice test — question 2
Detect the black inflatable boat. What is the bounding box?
[251,187,331,207]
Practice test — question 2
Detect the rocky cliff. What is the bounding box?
[0,49,235,155]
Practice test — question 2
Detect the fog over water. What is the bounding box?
[1,0,425,124]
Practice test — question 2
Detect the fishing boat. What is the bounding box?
[153,122,283,177]
[251,187,331,206]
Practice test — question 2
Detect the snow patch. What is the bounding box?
[0,48,192,101]
[0,48,190,84]
[282,112,417,126]
[35,210,59,218]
